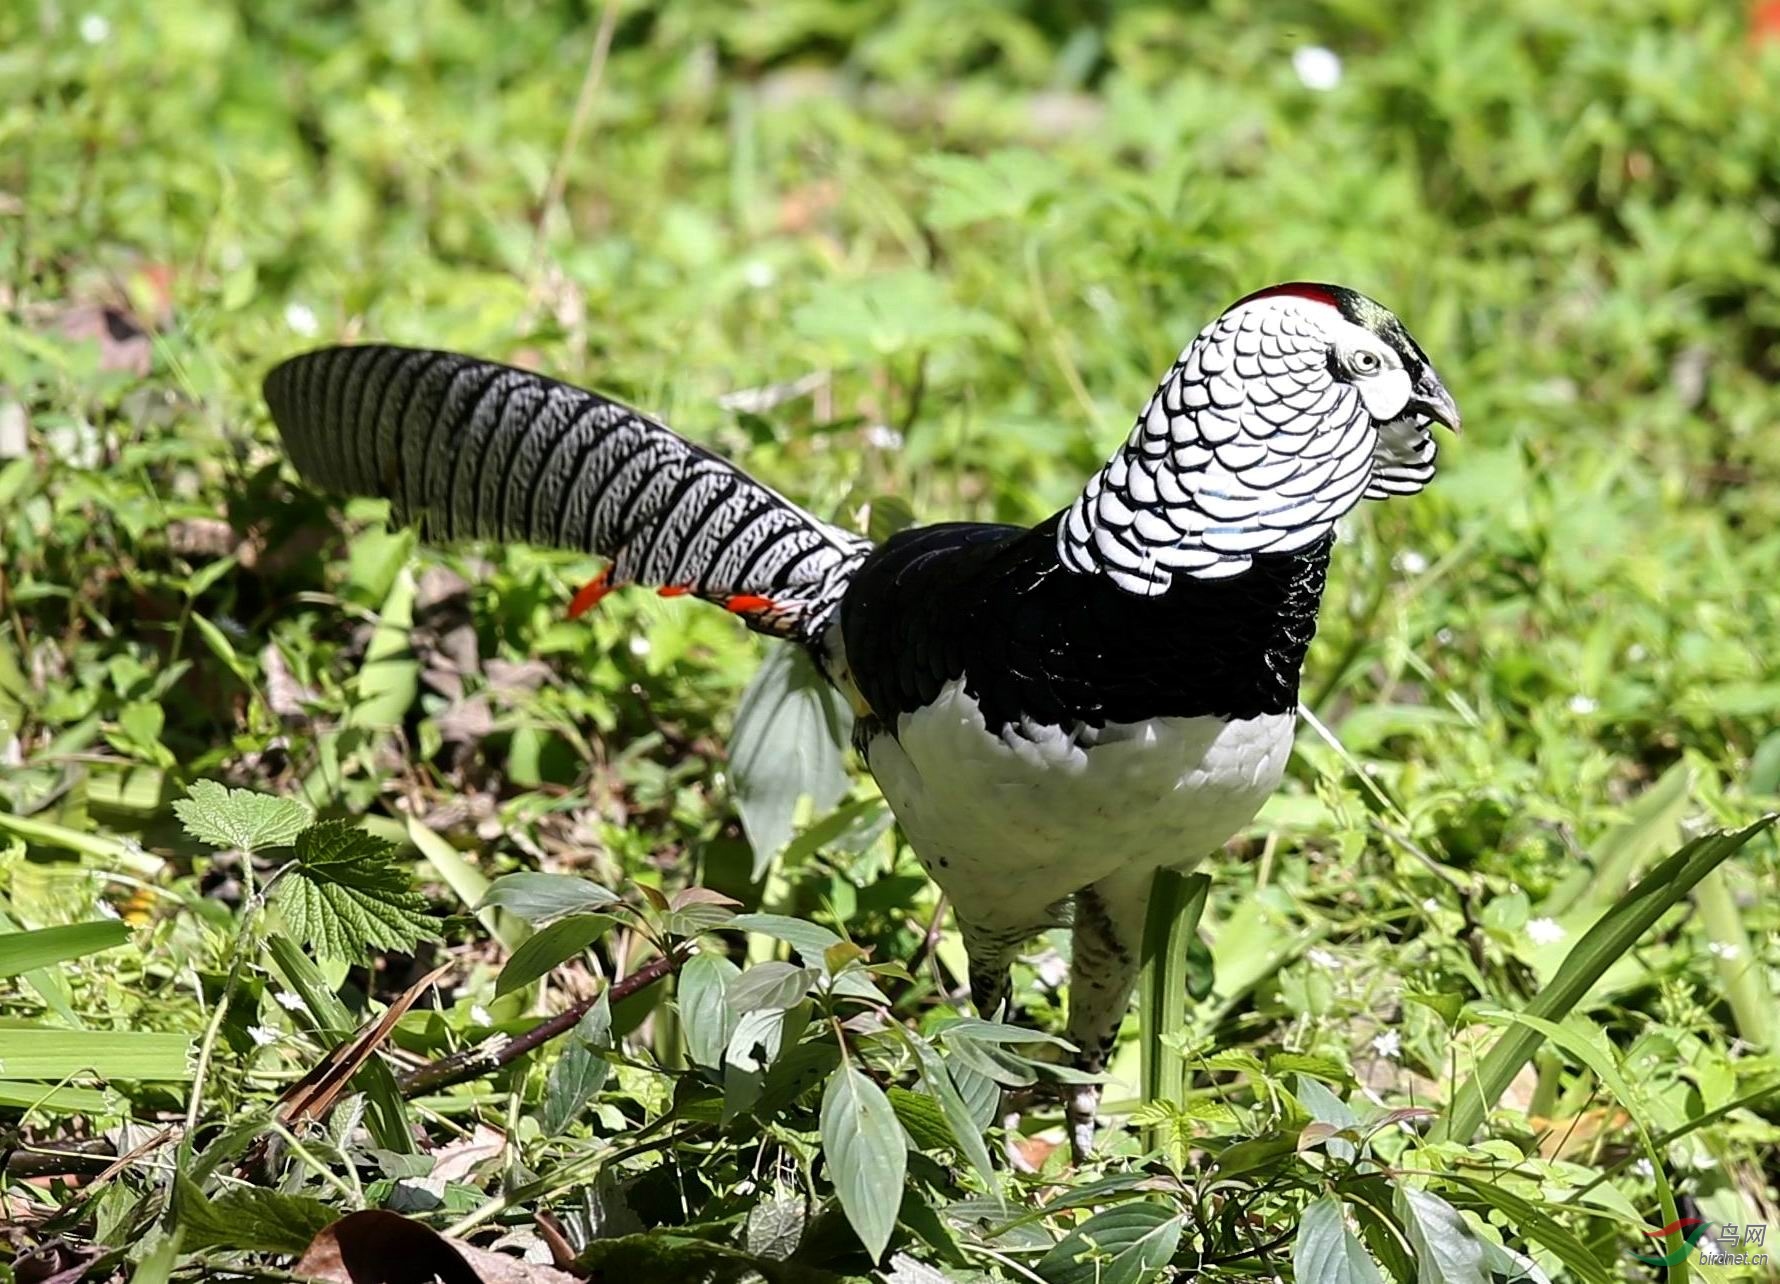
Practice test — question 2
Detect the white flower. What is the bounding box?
[79,13,110,43]
[1292,45,1343,92]
[1422,897,1441,913]
[470,1004,494,1028]
[1392,549,1429,575]
[1526,917,1566,946]
[1633,1157,1655,1178]
[1626,643,1648,663]
[284,302,319,337]
[864,424,904,450]
[1708,940,1741,961]
[1435,627,1455,646]
[1370,1029,1402,1060]
[628,636,651,657]
[95,899,122,920]
[1567,694,1598,715]
[741,260,776,290]
[248,1025,279,1047]
[1307,947,1340,970]
[274,990,308,1013]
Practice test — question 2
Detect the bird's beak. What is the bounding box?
[1408,369,1462,434]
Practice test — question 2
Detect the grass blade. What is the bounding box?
[1435,815,1776,1145]
[0,921,130,977]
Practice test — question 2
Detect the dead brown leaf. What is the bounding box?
[295,1210,581,1283]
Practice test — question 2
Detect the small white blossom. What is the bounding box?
[1435,627,1456,646]
[273,990,308,1013]
[1633,1157,1655,1178]
[1392,549,1429,575]
[1370,1029,1402,1060]
[79,13,110,43]
[741,260,776,290]
[284,302,319,337]
[1568,694,1598,715]
[628,636,651,657]
[1422,897,1441,913]
[1292,45,1343,92]
[1307,947,1340,970]
[1626,643,1648,663]
[1527,917,1566,946]
[1708,940,1741,961]
[247,1025,279,1047]
[864,424,905,450]
[470,1004,494,1028]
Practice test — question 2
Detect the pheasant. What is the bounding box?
[264,282,1459,1154]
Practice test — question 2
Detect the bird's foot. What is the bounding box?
[1065,1081,1100,1163]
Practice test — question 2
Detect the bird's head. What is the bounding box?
[1059,282,1460,595]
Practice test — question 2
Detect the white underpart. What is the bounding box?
[864,677,1295,935]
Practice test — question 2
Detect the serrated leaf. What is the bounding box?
[727,961,817,1014]
[495,914,617,996]
[542,992,611,1135]
[745,1192,808,1261]
[679,951,742,1068]
[173,781,311,852]
[730,647,852,880]
[821,1065,908,1262]
[1294,1196,1386,1284]
[478,872,619,924]
[175,1173,335,1255]
[271,820,441,963]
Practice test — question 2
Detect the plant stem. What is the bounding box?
[397,946,689,1097]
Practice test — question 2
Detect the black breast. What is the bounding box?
[839,515,1332,735]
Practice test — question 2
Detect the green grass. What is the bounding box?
[4,1,1780,1280]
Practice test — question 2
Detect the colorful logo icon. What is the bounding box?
[1634,1219,1714,1267]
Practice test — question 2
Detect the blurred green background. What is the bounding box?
[4,0,1780,1275]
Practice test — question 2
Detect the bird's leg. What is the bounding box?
[1064,867,1154,1161]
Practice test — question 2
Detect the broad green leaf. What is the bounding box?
[730,912,844,963]
[893,1025,999,1193]
[494,914,616,996]
[1036,1202,1179,1284]
[541,992,612,1135]
[820,1064,908,1262]
[888,1085,955,1153]
[175,1173,335,1255]
[730,646,851,880]
[916,148,1064,227]
[347,565,418,728]
[0,1030,193,1079]
[792,269,1009,361]
[478,872,620,924]
[0,921,130,977]
[272,820,442,963]
[1393,1187,1488,1284]
[1294,1197,1385,1284]
[407,816,526,952]
[1442,1173,1612,1284]
[678,952,742,1068]
[172,780,310,853]
[726,961,817,1014]
[1295,1074,1359,1161]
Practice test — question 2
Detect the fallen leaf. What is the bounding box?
[431,1123,506,1183]
[295,1210,581,1283]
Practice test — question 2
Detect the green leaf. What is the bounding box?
[792,269,1009,361]
[730,912,845,963]
[494,913,617,996]
[820,1064,908,1262]
[1436,816,1775,1143]
[0,1030,193,1079]
[916,149,1064,228]
[730,646,852,880]
[889,1085,956,1153]
[678,951,742,1069]
[175,1173,335,1255]
[172,780,311,852]
[1442,1173,1613,1284]
[346,565,419,728]
[1294,1197,1385,1284]
[541,992,612,1135]
[478,872,620,924]
[271,820,442,964]
[0,1081,115,1113]
[1392,1187,1488,1284]
[0,921,130,978]
[1037,1203,1181,1284]
[726,961,817,1014]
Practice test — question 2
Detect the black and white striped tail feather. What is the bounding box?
[263,345,870,643]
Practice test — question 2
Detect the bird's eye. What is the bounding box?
[1349,349,1382,375]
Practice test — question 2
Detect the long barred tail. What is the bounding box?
[263,345,870,643]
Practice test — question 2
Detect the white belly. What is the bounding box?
[864,677,1294,929]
